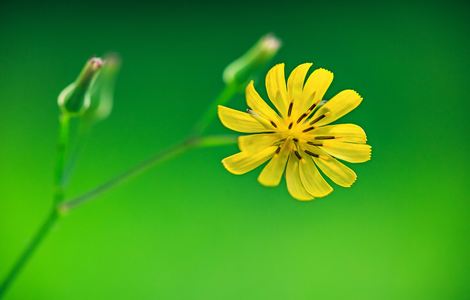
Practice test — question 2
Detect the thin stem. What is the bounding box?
[54,114,70,203]
[0,114,71,298]
[62,121,91,186]
[192,82,241,136]
[0,209,59,298]
[59,134,237,213]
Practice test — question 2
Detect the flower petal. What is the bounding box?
[238,133,282,153]
[258,140,290,186]
[246,81,281,124]
[286,153,314,201]
[297,68,334,116]
[218,105,267,133]
[287,63,312,115]
[265,63,289,117]
[307,124,367,143]
[299,153,333,197]
[222,146,277,175]
[313,155,357,187]
[321,141,372,163]
[310,90,362,126]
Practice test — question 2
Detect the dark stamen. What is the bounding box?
[294,151,302,160]
[307,141,323,146]
[275,147,281,154]
[307,103,317,112]
[304,150,319,158]
[302,126,314,133]
[310,114,326,125]
[288,122,293,129]
[315,136,335,140]
[293,138,299,143]
[296,113,307,124]
[270,120,278,128]
[287,102,293,117]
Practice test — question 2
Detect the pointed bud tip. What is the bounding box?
[89,57,104,70]
[261,34,281,52]
[223,33,282,85]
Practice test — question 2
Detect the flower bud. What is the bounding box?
[223,34,281,86]
[58,57,103,116]
[84,54,121,123]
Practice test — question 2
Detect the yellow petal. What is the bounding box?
[246,81,281,125]
[313,155,357,187]
[222,146,277,175]
[258,140,290,186]
[307,124,367,143]
[299,153,333,197]
[310,90,362,126]
[297,68,333,116]
[286,153,314,201]
[238,133,282,153]
[321,140,371,163]
[287,63,312,116]
[218,105,267,133]
[265,63,289,117]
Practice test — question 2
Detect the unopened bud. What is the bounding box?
[223,34,281,86]
[84,54,121,123]
[58,57,103,116]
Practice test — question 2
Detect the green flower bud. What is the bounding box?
[84,54,121,123]
[58,57,103,116]
[223,34,281,86]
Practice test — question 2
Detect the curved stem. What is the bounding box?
[0,114,71,299]
[0,210,59,299]
[192,82,241,136]
[59,134,237,213]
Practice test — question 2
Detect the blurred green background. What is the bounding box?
[0,0,469,299]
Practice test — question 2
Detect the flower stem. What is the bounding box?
[192,82,241,136]
[54,114,70,203]
[0,114,71,299]
[59,134,236,213]
[0,209,59,299]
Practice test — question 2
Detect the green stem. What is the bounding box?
[59,134,236,213]
[192,82,241,136]
[0,114,71,299]
[0,210,59,299]
[54,114,70,203]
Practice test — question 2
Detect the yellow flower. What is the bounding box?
[217,63,371,201]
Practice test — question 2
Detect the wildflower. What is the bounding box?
[218,63,371,201]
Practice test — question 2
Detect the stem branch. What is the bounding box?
[59,134,236,213]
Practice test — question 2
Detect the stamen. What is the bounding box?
[302,126,314,133]
[315,136,335,140]
[293,138,299,143]
[275,147,281,154]
[288,122,293,129]
[287,102,293,117]
[307,103,317,112]
[310,114,326,125]
[296,113,307,124]
[270,120,278,128]
[294,151,302,160]
[307,141,323,146]
[304,150,319,158]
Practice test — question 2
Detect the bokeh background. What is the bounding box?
[0,0,469,299]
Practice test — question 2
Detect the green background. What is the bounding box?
[0,0,469,299]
